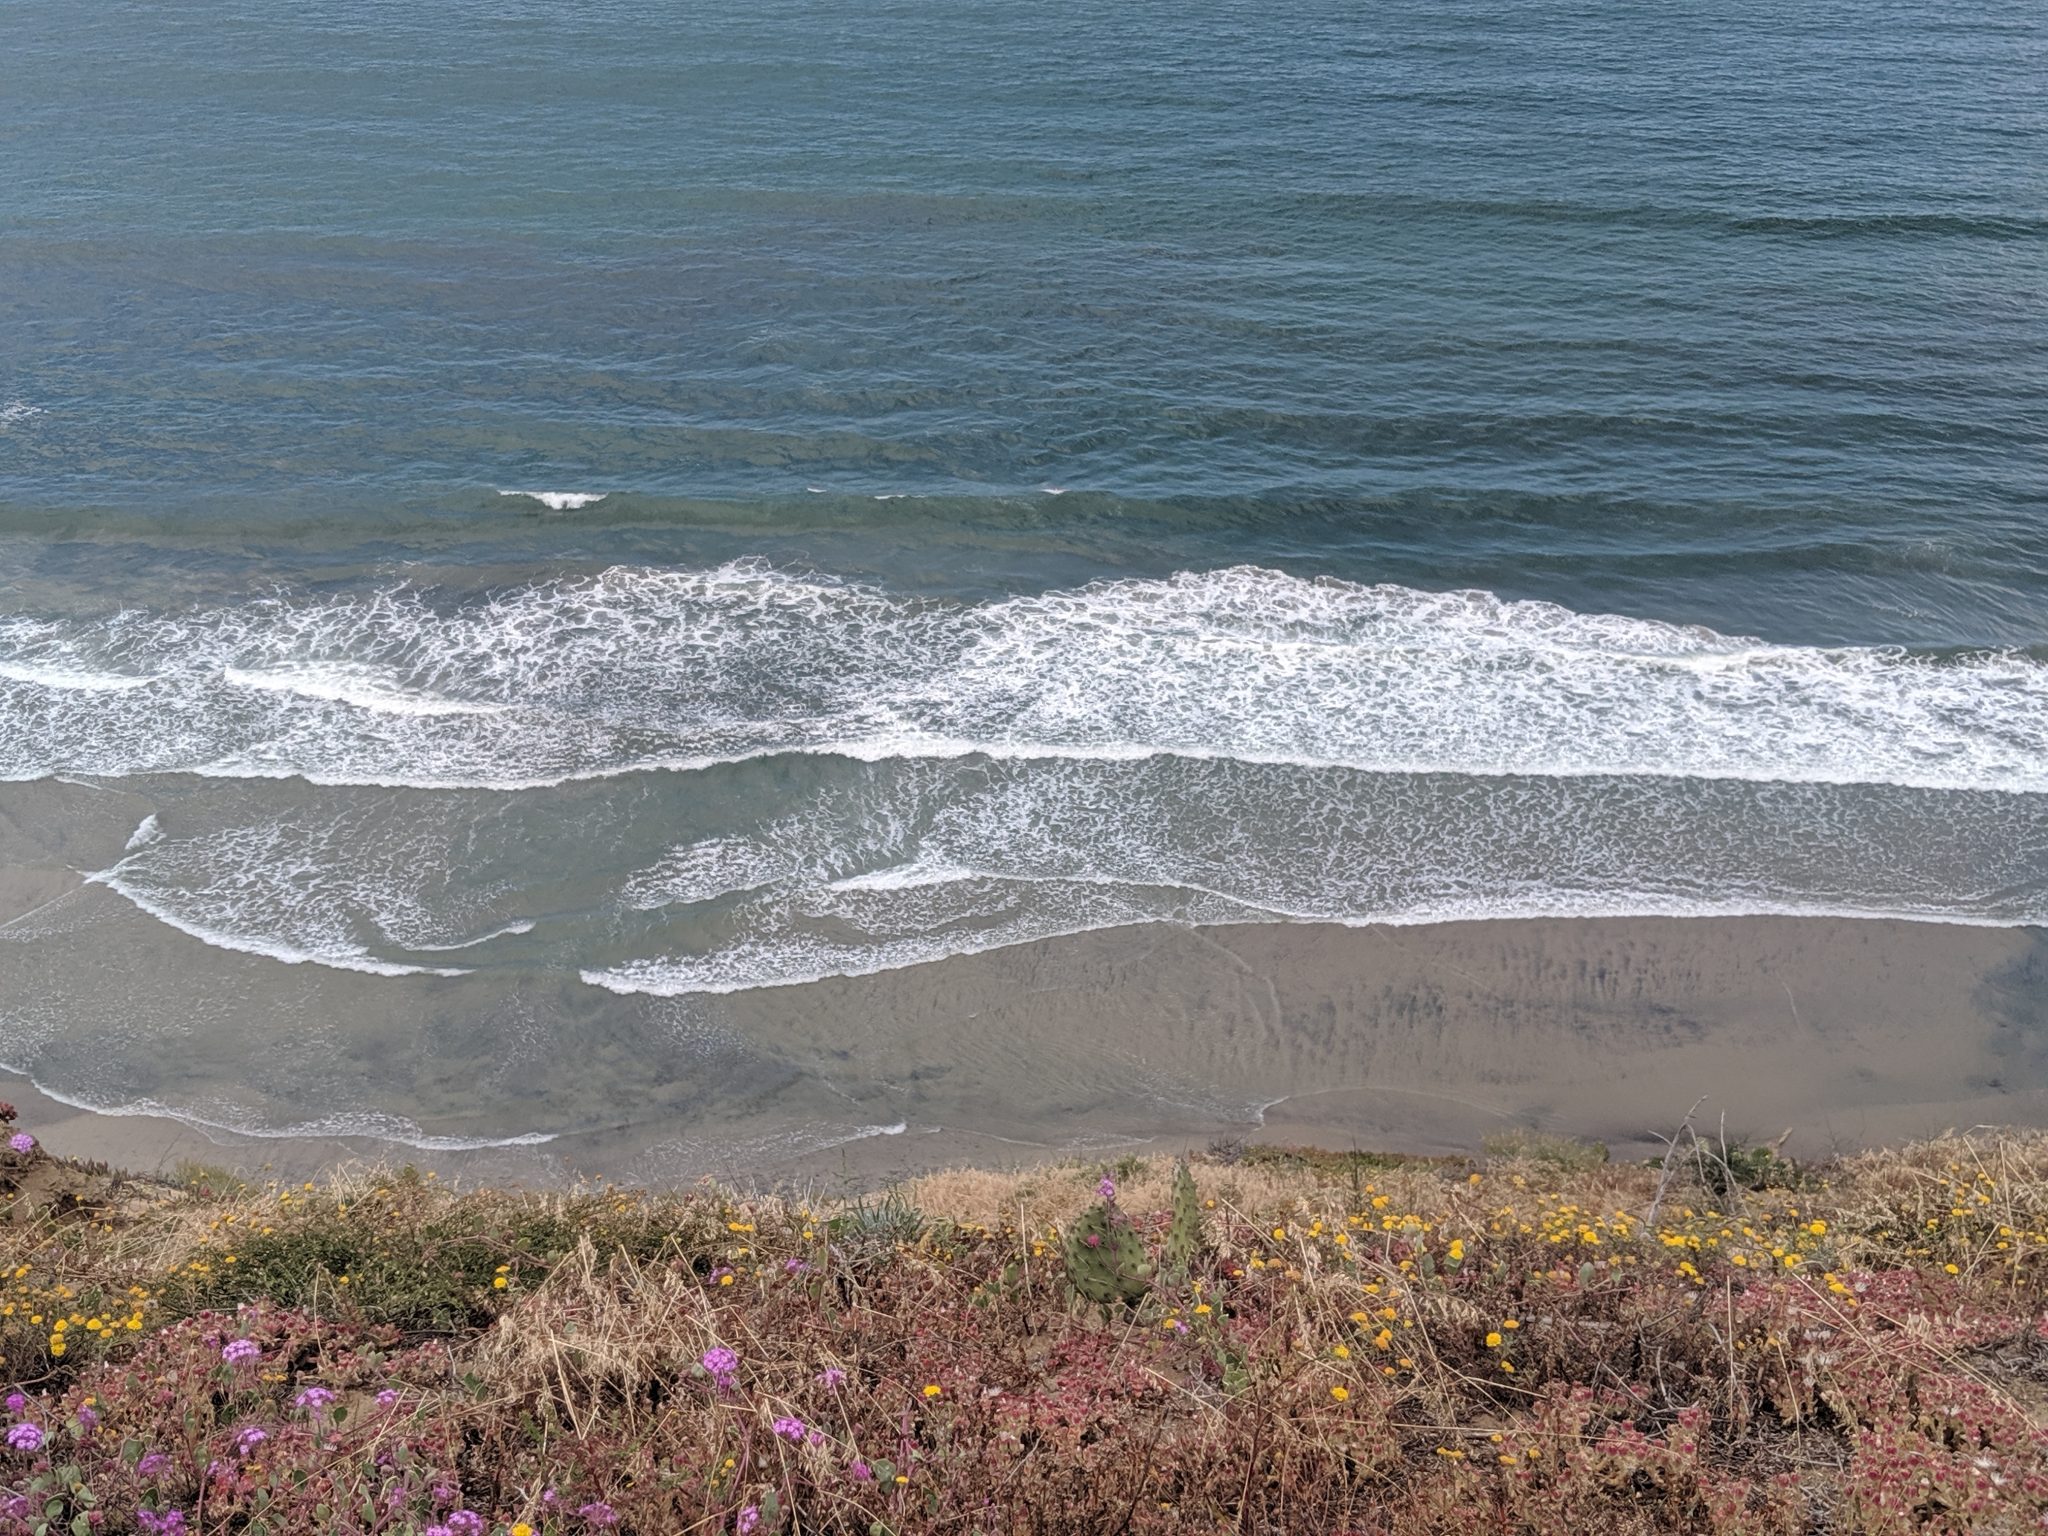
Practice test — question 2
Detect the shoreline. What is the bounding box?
[6,910,2042,1191]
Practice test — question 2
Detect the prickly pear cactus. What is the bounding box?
[1063,1203,1153,1305]
[1162,1160,1204,1276]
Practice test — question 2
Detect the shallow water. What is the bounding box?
[1,0,2043,1155]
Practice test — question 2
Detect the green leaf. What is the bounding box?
[71,1515,91,1536]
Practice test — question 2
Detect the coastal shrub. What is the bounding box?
[1483,1127,1611,1170]
[10,1117,2048,1531]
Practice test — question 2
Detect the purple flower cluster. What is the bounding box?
[221,1338,260,1365]
[233,1426,267,1457]
[772,1414,807,1443]
[701,1346,739,1391]
[1097,1174,1117,1202]
[578,1501,619,1527]
[7,1132,32,1155]
[3,1390,42,1455]
[135,1511,187,1535]
[294,1385,338,1415]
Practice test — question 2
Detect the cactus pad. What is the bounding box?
[1062,1202,1153,1305]
[1162,1160,1204,1276]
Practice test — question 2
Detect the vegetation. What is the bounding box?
[8,1099,2048,1532]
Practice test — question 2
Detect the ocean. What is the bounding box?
[1,0,2043,1170]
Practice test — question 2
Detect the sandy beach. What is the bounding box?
[6,794,2041,1187]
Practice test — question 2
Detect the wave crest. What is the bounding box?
[2,563,2043,793]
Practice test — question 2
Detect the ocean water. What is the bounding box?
[1,0,2044,1156]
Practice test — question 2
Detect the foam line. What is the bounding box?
[0,1061,556,1150]
[2,563,2042,793]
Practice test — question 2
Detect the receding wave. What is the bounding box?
[0,1062,555,1151]
[81,762,2048,993]
[3,563,2044,793]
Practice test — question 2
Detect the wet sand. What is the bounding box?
[4,787,2043,1191]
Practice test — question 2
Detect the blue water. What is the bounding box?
[0,0,2044,1152]
[5,0,2045,640]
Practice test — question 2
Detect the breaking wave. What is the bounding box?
[2,562,2042,792]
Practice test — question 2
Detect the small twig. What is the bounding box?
[1646,1095,1709,1229]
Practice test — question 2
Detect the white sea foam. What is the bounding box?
[0,400,43,426]
[3,563,2044,793]
[81,752,2031,991]
[0,1062,556,1150]
[0,658,157,691]
[87,815,474,979]
[404,919,538,952]
[498,490,607,511]
[224,666,507,716]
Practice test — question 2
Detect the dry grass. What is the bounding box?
[8,1126,2048,1532]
